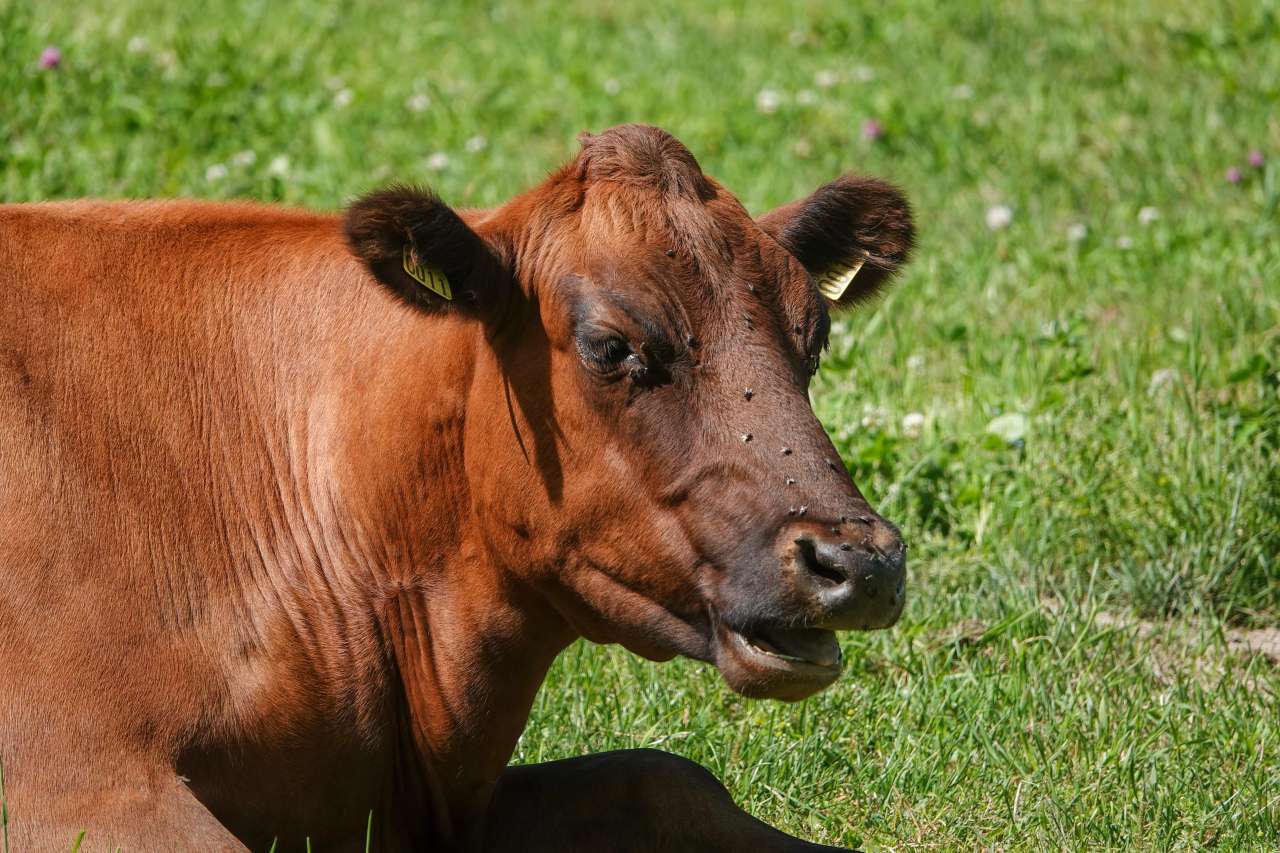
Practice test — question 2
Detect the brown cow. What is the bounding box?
[0,125,912,852]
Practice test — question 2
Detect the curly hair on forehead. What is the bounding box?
[577,124,716,203]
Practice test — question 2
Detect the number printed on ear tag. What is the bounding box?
[815,250,870,301]
[402,245,453,301]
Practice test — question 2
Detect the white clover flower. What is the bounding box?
[755,88,782,115]
[902,412,925,438]
[1067,222,1087,242]
[127,36,150,54]
[985,204,1013,231]
[1148,367,1179,394]
[814,69,839,88]
[906,354,925,371]
[333,88,354,108]
[860,404,887,430]
[1117,235,1134,250]
[986,412,1027,443]
[464,135,487,153]
[267,155,290,177]
[791,138,812,158]
[405,93,430,113]
[205,163,228,182]
[231,150,256,167]
[1137,206,1159,225]
[425,152,450,171]
[602,78,621,95]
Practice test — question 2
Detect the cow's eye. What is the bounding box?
[595,335,632,364]
[580,334,634,371]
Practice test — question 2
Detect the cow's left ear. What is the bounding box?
[757,176,914,309]
[344,185,511,315]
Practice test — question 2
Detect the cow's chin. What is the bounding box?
[712,623,843,701]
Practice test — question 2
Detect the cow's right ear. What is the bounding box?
[344,185,510,314]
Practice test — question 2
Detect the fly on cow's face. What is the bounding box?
[624,352,648,382]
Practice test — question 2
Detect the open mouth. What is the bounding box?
[728,625,842,671]
[715,623,843,700]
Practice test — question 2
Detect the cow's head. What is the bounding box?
[346,125,913,701]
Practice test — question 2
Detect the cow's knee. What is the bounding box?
[488,749,726,817]
[602,748,733,810]
[483,750,729,851]
[483,749,853,852]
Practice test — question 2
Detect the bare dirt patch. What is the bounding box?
[1225,627,1280,664]
[938,602,1280,693]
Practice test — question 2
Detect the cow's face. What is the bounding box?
[346,125,913,701]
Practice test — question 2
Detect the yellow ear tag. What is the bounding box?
[815,250,870,301]
[402,245,453,301]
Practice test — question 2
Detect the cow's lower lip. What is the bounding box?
[715,624,843,700]
[736,626,842,668]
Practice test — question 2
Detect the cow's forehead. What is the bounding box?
[524,125,823,344]
[573,125,772,278]
[569,182,822,345]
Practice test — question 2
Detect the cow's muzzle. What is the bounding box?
[712,516,906,701]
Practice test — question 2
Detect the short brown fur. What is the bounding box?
[0,126,912,851]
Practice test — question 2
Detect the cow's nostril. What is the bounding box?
[794,538,847,586]
[783,525,907,631]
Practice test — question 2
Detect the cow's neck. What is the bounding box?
[335,310,575,842]
[377,550,569,842]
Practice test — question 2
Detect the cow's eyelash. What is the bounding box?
[576,332,633,369]
[587,335,631,363]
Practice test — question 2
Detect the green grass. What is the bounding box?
[4,0,1278,849]
[2,753,10,853]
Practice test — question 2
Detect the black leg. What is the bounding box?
[479,749,856,853]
